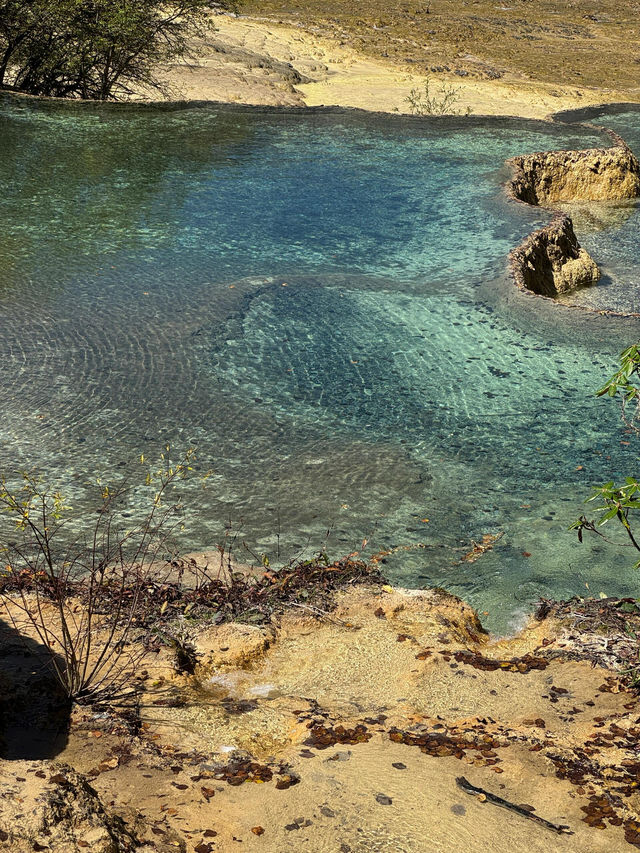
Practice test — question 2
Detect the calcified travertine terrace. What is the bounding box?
[507,131,640,305]
[2,584,639,851]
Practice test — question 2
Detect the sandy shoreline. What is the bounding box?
[158,13,637,120]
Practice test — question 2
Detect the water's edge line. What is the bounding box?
[4,88,640,318]
[3,91,640,633]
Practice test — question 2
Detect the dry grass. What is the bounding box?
[241,0,640,94]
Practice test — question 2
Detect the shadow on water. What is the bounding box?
[0,619,71,760]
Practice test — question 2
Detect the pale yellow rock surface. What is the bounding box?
[197,621,275,669]
[2,586,638,852]
[158,14,629,120]
[509,144,640,205]
[0,762,144,852]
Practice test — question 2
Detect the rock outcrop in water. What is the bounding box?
[509,213,600,297]
[507,132,640,300]
[507,134,640,205]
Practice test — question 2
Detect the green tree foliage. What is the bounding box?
[0,0,233,100]
[571,344,640,567]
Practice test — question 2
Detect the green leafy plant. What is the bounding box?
[571,343,640,566]
[596,343,640,424]
[0,0,235,100]
[570,478,640,566]
[0,448,197,704]
[405,77,469,116]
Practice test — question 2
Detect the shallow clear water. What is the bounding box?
[555,105,640,313]
[1,96,640,632]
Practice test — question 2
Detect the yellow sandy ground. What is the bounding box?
[159,14,634,119]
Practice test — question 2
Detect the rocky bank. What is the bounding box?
[157,14,638,119]
[3,584,640,852]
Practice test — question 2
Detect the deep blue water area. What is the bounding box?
[1,96,640,632]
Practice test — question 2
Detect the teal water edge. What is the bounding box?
[1,95,639,633]
[554,104,640,313]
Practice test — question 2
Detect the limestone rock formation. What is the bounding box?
[504,134,640,299]
[0,762,145,853]
[508,136,640,205]
[509,213,600,297]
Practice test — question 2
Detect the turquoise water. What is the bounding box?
[1,96,640,632]
[555,105,640,313]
